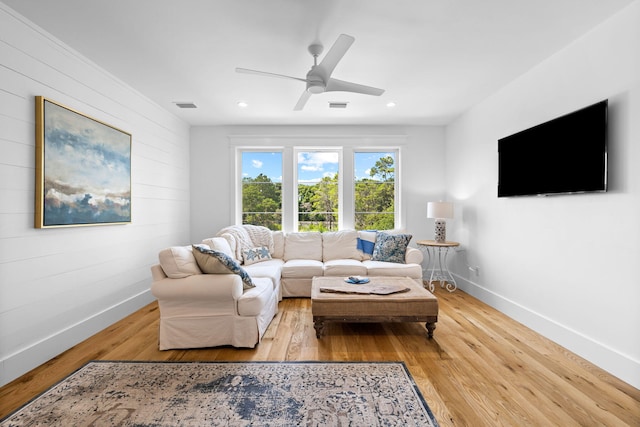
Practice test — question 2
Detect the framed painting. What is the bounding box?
[35,96,132,228]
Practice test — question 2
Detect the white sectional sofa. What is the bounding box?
[229,228,424,298]
[150,227,423,350]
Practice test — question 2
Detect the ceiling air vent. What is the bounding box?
[174,102,197,109]
[329,102,348,109]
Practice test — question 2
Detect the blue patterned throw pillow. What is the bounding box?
[371,232,412,264]
[192,245,255,290]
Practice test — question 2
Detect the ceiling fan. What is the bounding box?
[235,34,385,111]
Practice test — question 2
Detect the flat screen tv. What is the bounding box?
[498,100,607,197]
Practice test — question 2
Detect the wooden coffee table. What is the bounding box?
[311,276,438,339]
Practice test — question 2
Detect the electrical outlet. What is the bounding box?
[468,266,480,276]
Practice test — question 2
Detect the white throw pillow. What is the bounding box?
[158,246,201,278]
[242,246,272,265]
[201,237,234,259]
[322,230,361,261]
[283,232,323,261]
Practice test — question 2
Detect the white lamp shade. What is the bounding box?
[427,201,453,219]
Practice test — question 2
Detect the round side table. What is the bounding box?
[416,240,460,292]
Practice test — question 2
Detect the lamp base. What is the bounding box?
[434,219,446,243]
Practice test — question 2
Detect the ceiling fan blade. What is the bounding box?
[294,90,312,111]
[316,34,355,80]
[325,78,385,96]
[235,67,307,83]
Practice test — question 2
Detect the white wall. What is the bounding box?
[190,125,446,243]
[445,1,640,389]
[0,4,191,386]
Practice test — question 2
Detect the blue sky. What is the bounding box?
[354,152,394,181]
[242,151,394,184]
[242,152,283,182]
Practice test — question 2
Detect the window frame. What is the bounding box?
[231,136,405,232]
[294,147,343,231]
[353,148,399,231]
[236,147,286,230]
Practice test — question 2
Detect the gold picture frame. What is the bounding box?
[35,96,132,228]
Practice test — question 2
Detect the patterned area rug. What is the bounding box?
[1,361,439,426]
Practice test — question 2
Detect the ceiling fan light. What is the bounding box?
[306,81,325,94]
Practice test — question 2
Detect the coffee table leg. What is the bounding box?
[313,318,325,338]
[426,322,436,339]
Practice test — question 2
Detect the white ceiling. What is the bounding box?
[3,0,635,126]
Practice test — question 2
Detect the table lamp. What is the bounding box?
[427,201,453,243]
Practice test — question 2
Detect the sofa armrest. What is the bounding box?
[405,247,423,264]
[151,264,167,281]
[151,273,243,302]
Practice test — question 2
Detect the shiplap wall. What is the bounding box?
[0,4,191,386]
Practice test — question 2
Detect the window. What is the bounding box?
[241,151,282,230]
[296,150,340,231]
[354,151,396,230]
[234,139,402,232]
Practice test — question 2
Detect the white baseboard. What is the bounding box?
[0,290,155,388]
[454,275,640,390]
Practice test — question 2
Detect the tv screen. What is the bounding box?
[498,100,607,197]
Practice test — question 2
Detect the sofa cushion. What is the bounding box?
[237,278,273,316]
[201,237,234,258]
[322,230,361,261]
[372,232,412,264]
[363,260,423,278]
[323,259,368,276]
[281,259,324,278]
[272,231,285,259]
[242,259,284,291]
[284,232,322,261]
[158,246,201,278]
[192,245,255,290]
[242,246,272,265]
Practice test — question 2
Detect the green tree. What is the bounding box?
[298,173,339,232]
[310,173,338,231]
[242,173,282,230]
[355,156,395,230]
[369,155,394,181]
[242,155,395,232]
[297,185,316,223]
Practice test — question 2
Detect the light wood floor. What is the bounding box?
[1,288,638,426]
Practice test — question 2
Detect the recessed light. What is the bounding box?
[386,102,396,108]
[237,101,248,108]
